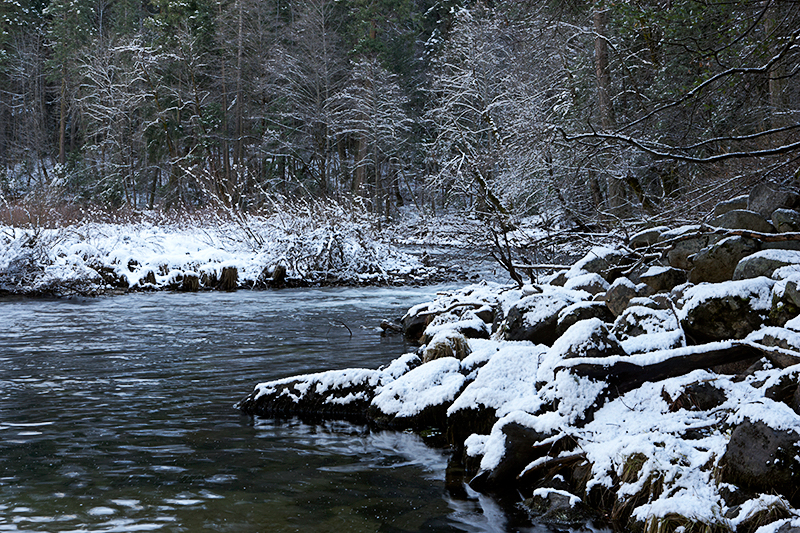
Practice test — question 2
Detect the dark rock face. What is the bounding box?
[771,280,800,327]
[749,182,800,219]
[521,490,592,526]
[640,267,687,293]
[602,278,649,317]
[709,209,775,234]
[713,195,749,218]
[719,419,800,505]
[773,209,800,233]
[556,302,615,337]
[667,234,713,270]
[689,236,760,284]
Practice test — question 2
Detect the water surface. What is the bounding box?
[0,288,581,532]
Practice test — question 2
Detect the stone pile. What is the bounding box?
[238,181,800,533]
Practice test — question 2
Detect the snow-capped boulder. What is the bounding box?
[733,250,800,281]
[772,279,800,327]
[709,209,775,233]
[556,301,615,337]
[629,226,670,248]
[712,194,749,217]
[663,225,712,270]
[679,278,774,342]
[639,265,687,293]
[368,356,467,429]
[422,330,472,363]
[688,236,760,284]
[236,353,421,421]
[501,287,588,345]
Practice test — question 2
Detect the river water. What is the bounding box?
[0,287,585,532]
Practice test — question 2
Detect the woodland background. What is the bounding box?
[0,0,798,229]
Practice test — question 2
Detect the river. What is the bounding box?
[0,287,590,532]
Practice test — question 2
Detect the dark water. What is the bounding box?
[0,288,579,532]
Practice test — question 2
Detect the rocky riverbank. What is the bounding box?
[0,217,472,297]
[238,182,800,533]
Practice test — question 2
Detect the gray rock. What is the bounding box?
[749,181,800,219]
[733,250,800,281]
[503,290,586,345]
[667,235,713,270]
[555,318,626,360]
[680,278,774,342]
[612,305,680,340]
[709,209,775,234]
[689,236,760,284]
[521,489,592,526]
[712,195,749,218]
[602,277,650,316]
[640,266,687,293]
[771,280,800,328]
[556,301,615,337]
[563,272,609,295]
[629,226,669,248]
[719,419,800,505]
[773,209,800,233]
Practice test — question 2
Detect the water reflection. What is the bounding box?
[1,289,607,532]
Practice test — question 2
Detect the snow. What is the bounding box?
[0,217,429,293]
[678,277,776,318]
[371,357,466,418]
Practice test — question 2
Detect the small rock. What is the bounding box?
[749,181,800,219]
[773,209,800,233]
[521,489,591,526]
[713,195,749,218]
[640,265,687,293]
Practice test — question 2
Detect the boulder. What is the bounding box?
[368,356,467,429]
[567,246,632,283]
[689,236,760,284]
[612,305,680,340]
[712,195,749,218]
[564,272,609,295]
[556,301,615,337]
[733,250,800,281]
[679,277,775,343]
[639,266,687,293]
[521,489,592,526]
[422,331,472,363]
[771,280,800,327]
[665,229,713,270]
[773,209,800,233]
[749,181,800,219]
[629,226,669,248]
[502,289,587,345]
[602,277,650,316]
[746,327,800,368]
[719,418,800,505]
[709,209,775,234]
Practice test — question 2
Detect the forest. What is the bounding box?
[1,0,799,230]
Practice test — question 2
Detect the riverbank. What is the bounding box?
[0,208,503,296]
[238,183,800,533]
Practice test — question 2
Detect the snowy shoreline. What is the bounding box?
[238,189,800,533]
[0,217,466,297]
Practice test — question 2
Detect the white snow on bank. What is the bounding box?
[0,218,426,293]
